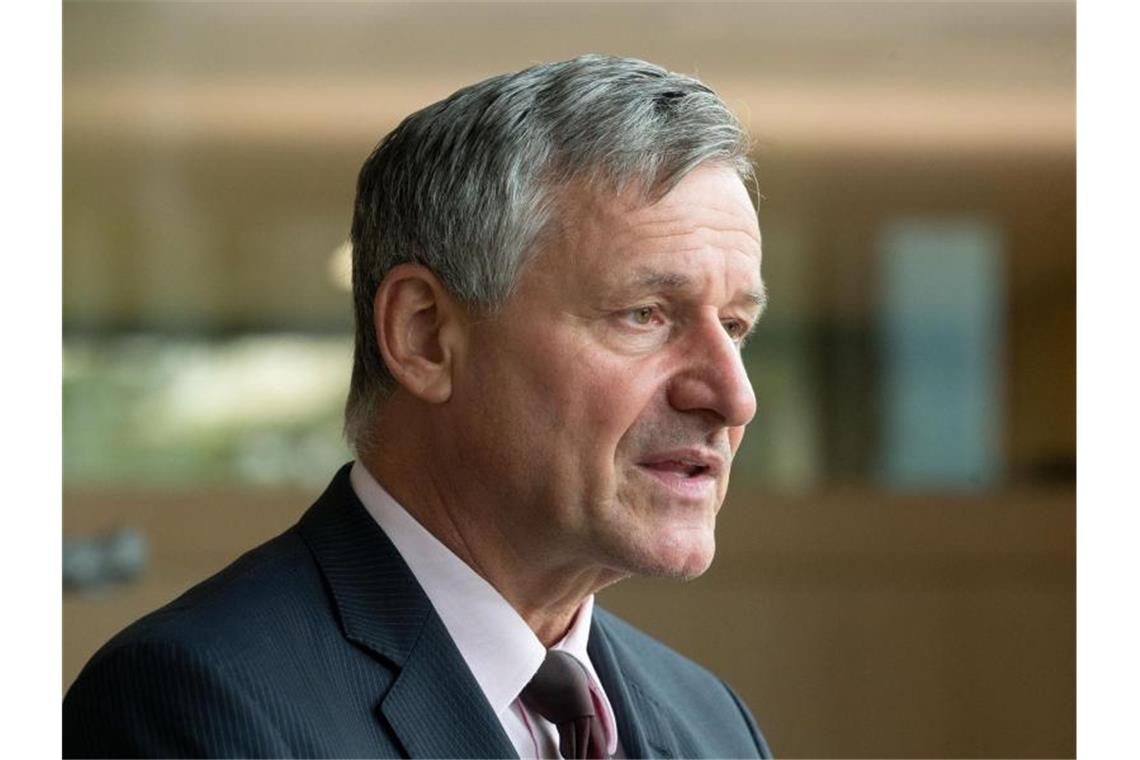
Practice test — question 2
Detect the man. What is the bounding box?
[64,54,771,759]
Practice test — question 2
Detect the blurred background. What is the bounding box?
[63,2,1075,757]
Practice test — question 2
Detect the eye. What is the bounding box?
[722,319,754,346]
[722,319,747,339]
[626,305,660,326]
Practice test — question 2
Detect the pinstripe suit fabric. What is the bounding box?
[63,464,771,758]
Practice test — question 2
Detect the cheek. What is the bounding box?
[541,340,662,432]
[579,358,668,446]
[474,319,668,459]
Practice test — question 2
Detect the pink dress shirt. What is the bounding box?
[350,461,620,759]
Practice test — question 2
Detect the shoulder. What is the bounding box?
[593,605,724,691]
[63,529,345,757]
[593,606,773,758]
[97,527,330,662]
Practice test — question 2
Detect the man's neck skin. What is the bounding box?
[358,399,628,647]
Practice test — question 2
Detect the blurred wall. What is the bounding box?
[64,2,1075,757]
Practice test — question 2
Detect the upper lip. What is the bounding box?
[638,449,725,477]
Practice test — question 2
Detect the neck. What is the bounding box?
[359,404,626,647]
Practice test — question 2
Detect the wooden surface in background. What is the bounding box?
[63,483,1074,758]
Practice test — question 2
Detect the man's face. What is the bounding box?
[449,164,763,580]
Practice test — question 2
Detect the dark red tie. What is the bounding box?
[520,650,608,759]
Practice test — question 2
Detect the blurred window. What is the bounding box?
[876,217,1005,488]
[63,334,353,490]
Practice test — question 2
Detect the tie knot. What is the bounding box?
[520,650,596,724]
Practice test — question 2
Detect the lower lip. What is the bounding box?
[637,466,718,500]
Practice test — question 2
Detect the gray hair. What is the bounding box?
[345,54,754,453]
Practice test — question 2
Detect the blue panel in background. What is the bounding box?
[877,218,1005,489]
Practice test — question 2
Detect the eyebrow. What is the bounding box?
[746,280,769,314]
[629,269,768,316]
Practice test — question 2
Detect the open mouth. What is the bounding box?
[636,457,719,500]
[641,460,712,478]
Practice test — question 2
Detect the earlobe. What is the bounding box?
[372,264,458,404]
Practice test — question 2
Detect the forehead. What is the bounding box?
[537,164,763,290]
[569,164,757,234]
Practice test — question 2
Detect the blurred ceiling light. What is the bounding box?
[328,240,352,292]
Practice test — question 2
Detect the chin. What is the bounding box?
[619,526,717,581]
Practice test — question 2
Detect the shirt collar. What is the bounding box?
[350,461,618,755]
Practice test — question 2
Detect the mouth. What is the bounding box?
[636,450,724,499]
[639,459,713,478]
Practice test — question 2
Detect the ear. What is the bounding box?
[372,264,464,404]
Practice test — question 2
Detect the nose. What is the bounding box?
[666,315,757,428]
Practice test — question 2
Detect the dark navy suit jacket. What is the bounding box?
[64,464,771,758]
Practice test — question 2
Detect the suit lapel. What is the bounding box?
[589,613,677,758]
[298,464,517,758]
[380,612,518,758]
